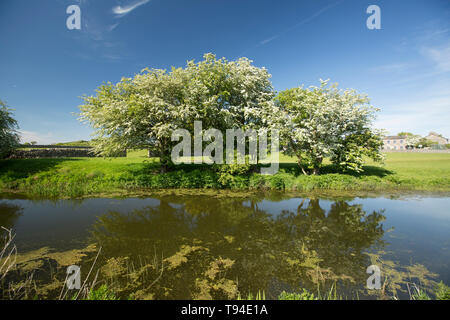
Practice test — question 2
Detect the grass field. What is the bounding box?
[0,152,449,198]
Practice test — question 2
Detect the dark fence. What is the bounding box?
[10,148,96,159]
[384,149,450,153]
[10,146,126,158]
[18,145,92,149]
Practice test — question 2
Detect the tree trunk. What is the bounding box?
[312,156,323,175]
[298,158,308,175]
[158,140,173,173]
[159,153,170,173]
[296,153,309,175]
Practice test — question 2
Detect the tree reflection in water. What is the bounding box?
[90,196,386,299]
[0,202,23,242]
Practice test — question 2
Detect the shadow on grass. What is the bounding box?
[0,157,394,184]
[0,158,83,180]
[273,163,394,178]
[130,160,394,179]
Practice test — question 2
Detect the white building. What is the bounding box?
[382,136,407,150]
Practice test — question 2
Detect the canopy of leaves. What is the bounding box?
[78,53,275,161]
[79,54,383,175]
[0,100,20,159]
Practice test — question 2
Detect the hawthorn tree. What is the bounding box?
[0,100,20,159]
[78,53,275,171]
[275,80,383,174]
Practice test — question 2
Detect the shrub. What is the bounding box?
[436,281,450,300]
[278,289,317,300]
[215,163,254,187]
[0,100,20,159]
[86,284,118,300]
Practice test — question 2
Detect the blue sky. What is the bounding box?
[0,0,449,143]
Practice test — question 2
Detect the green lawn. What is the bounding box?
[0,152,449,198]
[367,152,450,180]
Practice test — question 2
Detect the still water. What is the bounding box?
[0,192,449,299]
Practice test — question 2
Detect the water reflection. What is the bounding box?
[0,202,23,241]
[90,196,386,299]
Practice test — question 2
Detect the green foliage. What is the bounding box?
[410,282,450,300]
[78,53,275,171]
[411,289,431,300]
[275,81,383,174]
[397,132,413,137]
[78,53,389,176]
[54,140,92,147]
[435,281,450,300]
[237,290,266,300]
[0,153,449,198]
[0,100,20,159]
[417,138,437,148]
[86,284,118,300]
[278,289,317,300]
[215,163,254,188]
[331,129,385,173]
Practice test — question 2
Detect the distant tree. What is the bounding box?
[0,100,20,159]
[55,140,91,147]
[417,138,436,148]
[397,133,422,148]
[30,141,37,145]
[395,132,440,148]
[275,80,383,174]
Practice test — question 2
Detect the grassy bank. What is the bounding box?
[0,152,449,198]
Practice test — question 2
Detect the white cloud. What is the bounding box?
[260,36,277,46]
[375,95,450,137]
[369,63,410,74]
[112,0,150,17]
[420,44,450,73]
[19,131,55,145]
[239,0,342,54]
[107,23,120,31]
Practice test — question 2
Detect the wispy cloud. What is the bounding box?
[369,63,411,74]
[66,2,126,62]
[19,130,55,144]
[107,22,120,32]
[112,0,150,18]
[102,53,124,61]
[374,23,450,137]
[258,0,343,46]
[375,93,450,137]
[238,0,343,57]
[421,44,450,73]
[260,36,278,46]
[386,43,450,85]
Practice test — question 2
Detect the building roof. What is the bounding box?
[427,132,448,139]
